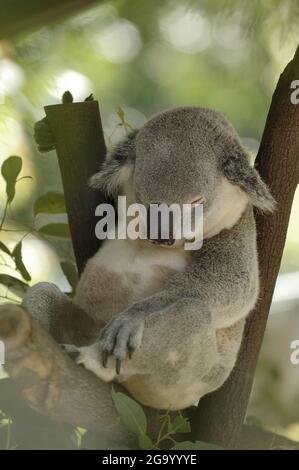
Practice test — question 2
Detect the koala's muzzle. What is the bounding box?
[146,204,175,246]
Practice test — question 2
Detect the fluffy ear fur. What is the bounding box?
[89,131,137,196]
[221,139,276,213]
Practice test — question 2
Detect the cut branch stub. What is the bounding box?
[45,100,107,274]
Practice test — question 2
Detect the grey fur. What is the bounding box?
[89,130,137,195]
[23,106,274,412]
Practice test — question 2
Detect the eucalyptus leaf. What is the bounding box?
[1,156,22,203]
[112,388,147,436]
[0,274,29,296]
[38,223,70,238]
[138,434,153,450]
[117,106,125,124]
[12,241,31,282]
[168,415,191,434]
[0,241,11,256]
[34,192,66,216]
[62,90,73,103]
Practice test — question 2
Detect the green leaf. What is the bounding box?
[34,192,66,216]
[38,223,70,238]
[1,156,22,203]
[84,93,94,101]
[138,434,153,450]
[12,241,31,282]
[112,388,147,436]
[0,241,11,256]
[116,106,133,131]
[171,440,223,450]
[0,274,29,296]
[116,106,125,124]
[168,415,191,434]
[62,90,73,103]
[60,261,78,290]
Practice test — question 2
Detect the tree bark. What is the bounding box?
[236,424,299,450]
[192,46,299,448]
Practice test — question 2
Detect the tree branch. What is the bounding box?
[193,46,299,448]
[0,303,132,446]
[0,0,102,40]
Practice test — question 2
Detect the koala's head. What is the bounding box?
[90,107,275,247]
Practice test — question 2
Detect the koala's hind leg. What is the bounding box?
[22,282,99,346]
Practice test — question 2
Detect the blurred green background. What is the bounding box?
[0,0,299,446]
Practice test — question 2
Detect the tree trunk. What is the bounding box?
[192,46,299,449]
[0,0,101,40]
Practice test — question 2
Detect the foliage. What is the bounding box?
[111,387,223,450]
[0,376,222,450]
[0,155,74,303]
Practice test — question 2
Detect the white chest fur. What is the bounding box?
[94,237,189,277]
[75,234,190,325]
[203,177,248,238]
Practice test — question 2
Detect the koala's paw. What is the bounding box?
[98,313,145,374]
[62,343,116,382]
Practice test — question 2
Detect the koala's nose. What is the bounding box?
[146,203,175,246]
[149,238,175,246]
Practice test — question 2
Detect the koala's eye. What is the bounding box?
[135,191,142,203]
[191,196,206,206]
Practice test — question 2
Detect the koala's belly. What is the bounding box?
[74,238,188,325]
[122,319,245,410]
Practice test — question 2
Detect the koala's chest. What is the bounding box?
[96,239,188,292]
[76,238,189,323]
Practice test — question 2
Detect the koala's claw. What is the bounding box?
[115,358,121,375]
[98,313,145,371]
[128,345,135,360]
[102,350,109,368]
[102,351,121,374]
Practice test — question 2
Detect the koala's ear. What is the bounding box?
[222,140,276,213]
[89,131,137,196]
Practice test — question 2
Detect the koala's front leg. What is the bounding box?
[74,295,215,388]
[97,290,180,369]
[73,290,178,376]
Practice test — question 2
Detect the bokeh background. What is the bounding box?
[0,0,299,444]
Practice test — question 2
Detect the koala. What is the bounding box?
[27,106,275,411]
